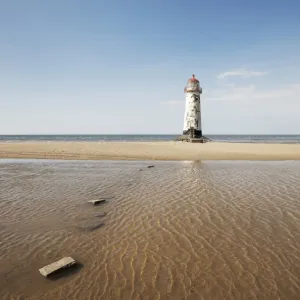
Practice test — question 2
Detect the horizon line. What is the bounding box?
[1,133,300,136]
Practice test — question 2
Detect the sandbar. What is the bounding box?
[0,141,300,160]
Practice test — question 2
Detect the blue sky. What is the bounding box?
[1,0,300,134]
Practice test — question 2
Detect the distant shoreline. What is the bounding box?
[1,141,300,161]
[1,134,300,144]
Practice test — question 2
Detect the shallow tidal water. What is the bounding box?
[0,159,300,300]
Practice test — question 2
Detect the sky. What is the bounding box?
[0,0,300,134]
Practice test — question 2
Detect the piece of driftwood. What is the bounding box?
[147,165,155,168]
[39,257,76,277]
[88,199,106,205]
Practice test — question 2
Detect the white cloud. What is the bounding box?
[206,85,256,102]
[217,68,269,79]
[206,83,300,103]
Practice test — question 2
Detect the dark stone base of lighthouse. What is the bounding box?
[174,129,211,143]
[182,128,203,138]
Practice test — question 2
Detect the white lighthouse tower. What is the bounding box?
[183,74,203,138]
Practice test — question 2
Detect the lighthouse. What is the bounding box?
[183,74,203,138]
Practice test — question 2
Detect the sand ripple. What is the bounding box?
[0,160,300,299]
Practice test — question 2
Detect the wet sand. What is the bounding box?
[1,141,300,160]
[1,159,300,299]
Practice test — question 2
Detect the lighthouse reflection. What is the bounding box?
[180,160,205,169]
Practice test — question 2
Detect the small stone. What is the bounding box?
[147,165,155,168]
[88,199,106,205]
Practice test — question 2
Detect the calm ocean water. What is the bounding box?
[0,134,300,143]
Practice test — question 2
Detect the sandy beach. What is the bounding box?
[1,141,300,160]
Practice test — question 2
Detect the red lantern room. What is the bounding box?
[184,74,202,93]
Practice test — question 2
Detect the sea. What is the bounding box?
[0,134,300,143]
